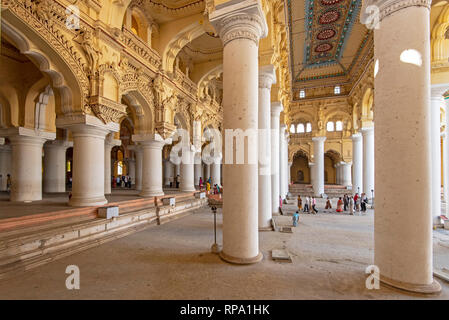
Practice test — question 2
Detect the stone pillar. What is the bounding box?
[335,163,341,185]
[271,102,283,214]
[309,162,315,186]
[128,159,136,186]
[430,84,447,224]
[372,0,440,293]
[180,146,196,192]
[288,162,292,186]
[258,65,276,230]
[68,125,110,207]
[9,134,48,202]
[211,158,222,187]
[210,0,267,264]
[132,135,167,197]
[312,136,326,196]
[164,159,174,187]
[135,146,143,191]
[175,163,181,177]
[105,134,121,195]
[444,98,449,217]
[362,127,374,198]
[0,144,12,191]
[43,140,72,193]
[279,125,286,199]
[284,134,290,196]
[340,161,352,187]
[351,133,363,194]
[194,153,202,186]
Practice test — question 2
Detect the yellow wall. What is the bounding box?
[324,156,336,184]
[290,156,310,183]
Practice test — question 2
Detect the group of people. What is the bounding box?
[113,175,132,188]
[199,177,222,195]
[297,195,319,214]
[297,193,370,215]
[0,174,11,192]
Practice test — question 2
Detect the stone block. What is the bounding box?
[272,249,292,262]
[98,206,119,219]
[162,197,176,206]
[195,192,206,199]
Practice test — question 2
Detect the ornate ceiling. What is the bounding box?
[131,0,205,24]
[287,0,372,89]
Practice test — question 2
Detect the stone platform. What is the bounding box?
[0,189,207,280]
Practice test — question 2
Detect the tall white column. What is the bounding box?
[128,159,136,185]
[362,127,374,198]
[105,134,121,195]
[135,146,143,191]
[132,135,167,197]
[271,102,283,214]
[288,162,292,186]
[312,136,326,196]
[340,161,352,187]
[444,98,449,217]
[194,153,202,186]
[68,125,109,207]
[309,162,315,186]
[9,134,48,202]
[430,84,447,224]
[211,158,222,187]
[43,140,72,193]
[210,0,267,264]
[0,144,12,191]
[372,0,440,293]
[284,134,290,195]
[351,133,363,194]
[279,125,287,199]
[335,163,341,185]
[258,65,276,230]
[180,146,196,192]
[164,159,174,187]
[203,163,210,181]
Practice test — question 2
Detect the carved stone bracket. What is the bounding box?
[89,96,127,124]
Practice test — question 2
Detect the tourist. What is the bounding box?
[303,196,310,213]
[349,195,354,215]
[325,198,332,211]
[206,181,211,194]
[292,211,300,227]
[336,197,343,213]
[124,175,128,188]
[6,174,11,193]
[297,195,302,211]
[343,194,349,211]
[175,175,180,189]
[199,177,203,190]
[116,176,121,187]
[311,197,318,214]
[128,176,132,188]
[354,193,360,212]
[213,184,218,194]
[361,193,368,212]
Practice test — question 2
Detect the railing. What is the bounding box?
[121,28,161,71]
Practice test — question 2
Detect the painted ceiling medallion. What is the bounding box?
[319,10,340,24]
[317,28,336,40]
[321,0,344,5]
[315,43,333,52]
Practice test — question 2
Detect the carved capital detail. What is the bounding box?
[89,96,127,124]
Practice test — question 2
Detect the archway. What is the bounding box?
[291,150,310,184]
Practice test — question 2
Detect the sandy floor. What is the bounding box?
[0,200,448,300]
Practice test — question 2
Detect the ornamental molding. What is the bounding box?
[217,14,265,46]
[89,96,127,124]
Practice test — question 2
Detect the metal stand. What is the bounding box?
[210,206,221,254]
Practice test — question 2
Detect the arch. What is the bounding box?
[361,87,374,122]
[162,22,205,73]
[121,90,154,135]
[431,5,449,65]
[0,86,18,127]
[1,17,85,115]
[291,149,310,184]
[197,64,223,97]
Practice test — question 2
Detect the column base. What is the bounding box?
[181,188,197,192]
[219,250,263,265]
[259,225,273,232]
[380,275,442,294]
[69,196,107,207]
[140,190,164,197]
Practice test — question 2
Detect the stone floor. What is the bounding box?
[0,199,448,300]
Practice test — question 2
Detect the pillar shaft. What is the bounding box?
[351,133,363,194]
[43,140,71,193]
[164,160,174,187]
[362,127,374,197]
[210,1,267,264]
[105,135,121,195]
[0,145,12,191]
[312,136,326,196]
[180,148,196,192]
[258,65,275,230]
[135,146,143,191]
[139,140,165,197]
[373,0,440,293]
[69,125,109,207]
[271,102,283,214]
[9,135,46,202]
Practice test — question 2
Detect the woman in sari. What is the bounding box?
[336,197,343,213]
[297,195,303,211]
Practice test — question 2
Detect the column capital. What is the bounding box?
[56,114,119,133]
[361,126,374,136]
[132,133,172,146]
[259,65,276,89]
[210,0,268,47]
[105,134,122,149]
[361,0,431,23]
[351,132,362,141]
[0,126,55,142]
[44,139,73,150]
[312,136,326,143]
[271,102,283,117]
